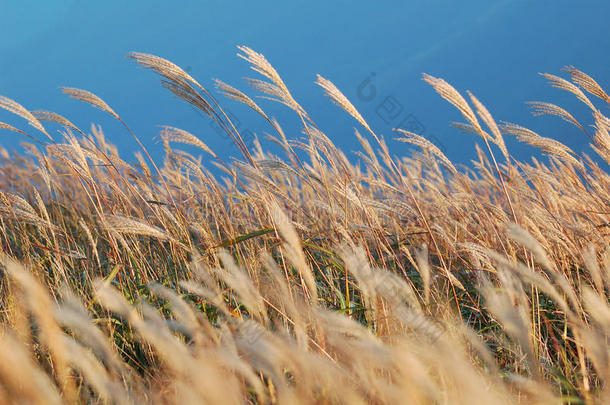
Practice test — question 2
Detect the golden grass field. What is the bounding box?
[0,47,609,404]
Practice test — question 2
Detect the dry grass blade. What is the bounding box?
[414,244,431,304]
[422,74,482,134]
[238,45,308,119]
[0,332,64,405]
[214,79,269,120]
[467,91,509,160]
[0,191,55,229]
[0,96,51,140]
[316,74,371,133]
[0,121,22,133]
[244,78,291,109]
[2,255,76,399]
[501,122,583,168]
[127,52,215,119]
[161,79,213,116]
[159,126,217,157]
[32,110,80,132]
[129,51,255,166]
[506,223,555,270]
[527,101,586,131]
[564,66,610,104]
[61,87,119,119]
[394,129,456,174]
[104,214,170,240]
[452,122,495,145]
[269,202,318,303]
[426,75,517,224]
[128,52,200,88]
[237,46,285,89]
[452,121,481,136]
[541,73,597,111]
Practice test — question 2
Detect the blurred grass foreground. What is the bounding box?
[0,47,609,404]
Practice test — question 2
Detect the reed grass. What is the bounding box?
[0,48,608,404]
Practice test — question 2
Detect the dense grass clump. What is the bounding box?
[0,48,609,404]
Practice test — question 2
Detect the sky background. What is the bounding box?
[0,0,609,169]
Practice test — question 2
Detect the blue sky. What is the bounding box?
[1,1,608,168]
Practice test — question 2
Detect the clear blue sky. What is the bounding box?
[1,0,608,167]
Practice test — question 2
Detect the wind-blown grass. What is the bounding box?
[0,47,608,404]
